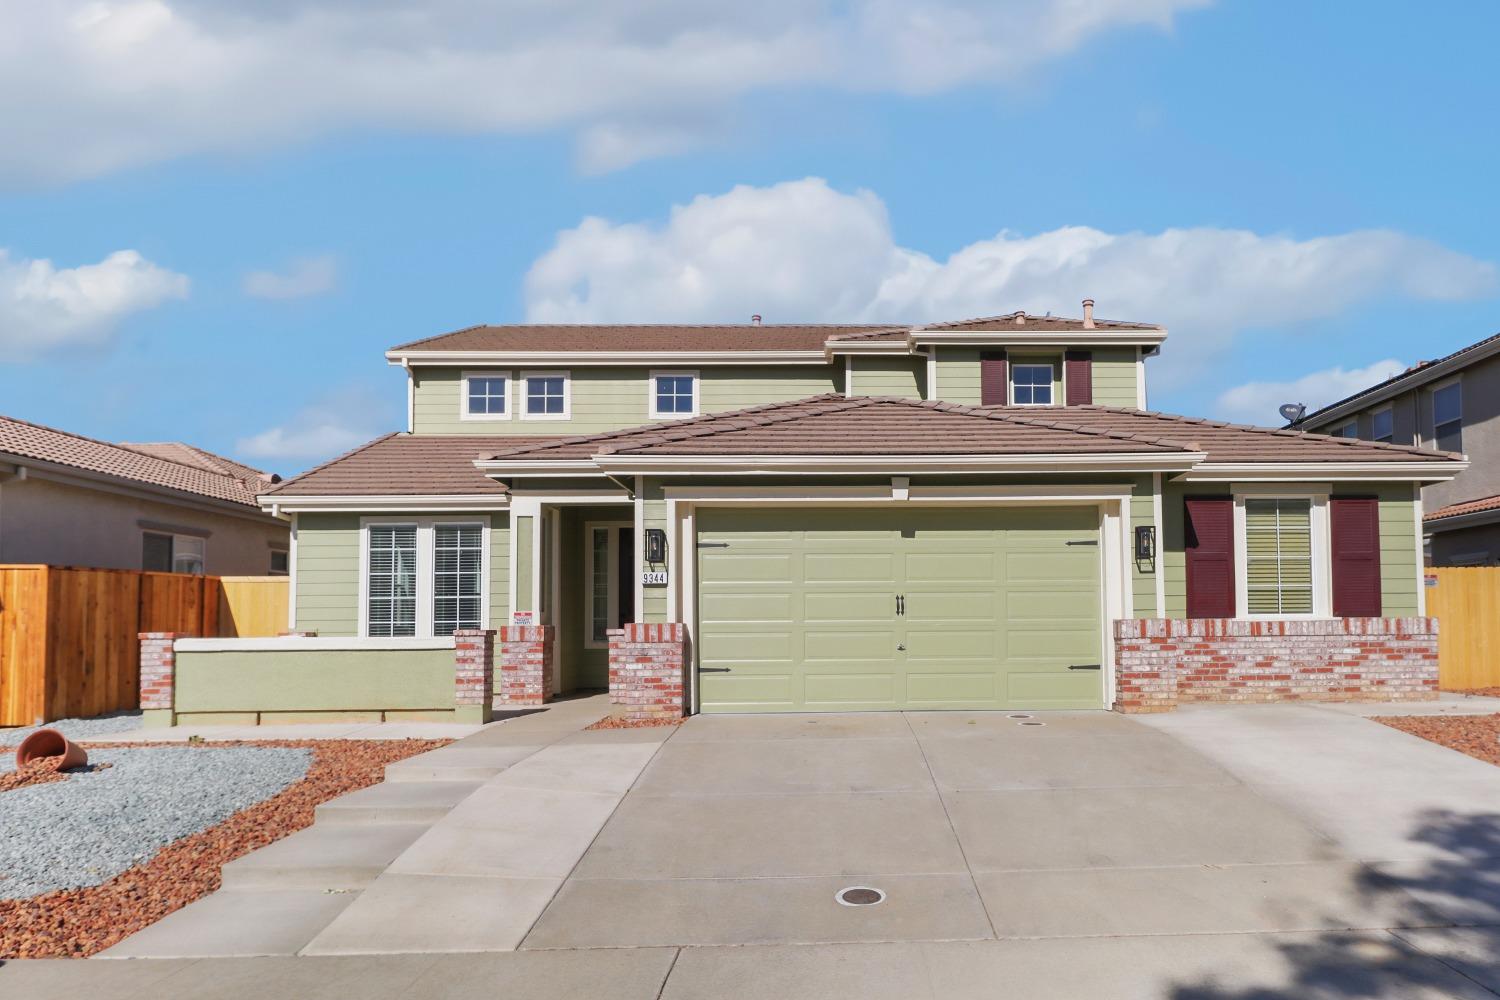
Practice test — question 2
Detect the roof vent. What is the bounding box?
[751,314,762,326]
[1082,299,1095,329]
[1013,312,1026,326]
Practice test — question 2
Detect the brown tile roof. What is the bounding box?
[483,397,1462,466]
[1295,330,1500,427]
[0,415,273,508]
[265,434,541,497]
[1426,494,1500,523]
[388,324,903,354]
[917,312,1163,332]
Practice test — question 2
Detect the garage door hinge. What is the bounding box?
[697,541,730,549]
[1065,540,1099,546]
[1068,663,1102,671]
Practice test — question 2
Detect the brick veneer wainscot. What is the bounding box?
[453,628,496,723]
[608,623,687,721]
[1114,617,1439,714]
[496,625,554,707]
[138,631,186,727]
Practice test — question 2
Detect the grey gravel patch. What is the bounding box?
[0,745,310,899]
[0,711,143,748]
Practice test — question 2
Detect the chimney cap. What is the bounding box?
[750,314,762,326]
[1081,299,1095,329]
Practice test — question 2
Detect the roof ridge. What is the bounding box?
[262,432,400,495]
[1079,405,1463,461]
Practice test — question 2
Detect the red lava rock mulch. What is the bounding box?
[0,738,447,960]
[584,715,684,730]
[1377,713,1500,769]
[1456,687,1500,700]
[0,758,112,794]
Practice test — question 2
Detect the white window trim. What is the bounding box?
[520,370,572,421]
[583,521,631,649]
[358,516,491,638]
[1431,376,1462,448]
[1008,361,1057,407]
[648,369,700,420]
[1232,488,1331,620]
[459,370,513,422]
[1371,405,1393,444]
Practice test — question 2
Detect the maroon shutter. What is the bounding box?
[1064,350,1093,406]
[980,351,1008,406]
[1185,498,1235,619]
[1331,498,1382,617]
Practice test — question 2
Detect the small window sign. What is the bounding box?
[1425,574,1439,588]
[512,610,536,624]
[641,570,668,586]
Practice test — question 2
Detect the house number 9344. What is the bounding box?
[641,571,668,586]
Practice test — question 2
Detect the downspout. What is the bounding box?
[402,359,414,433]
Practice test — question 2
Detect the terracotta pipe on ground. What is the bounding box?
[16,729,88,770]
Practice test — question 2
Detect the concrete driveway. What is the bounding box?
[523,708,1394,950]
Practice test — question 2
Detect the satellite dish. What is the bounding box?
[1278,402,1307,424]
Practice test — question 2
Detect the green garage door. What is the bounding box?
[696,507,1104,712]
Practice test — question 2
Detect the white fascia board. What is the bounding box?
[1297,343,1500,429]
[387,350,830,367]
[472,460,602,477]
[3,455,276,524]
[1177,460,1468,483]
[259,494,511,514]
[593,452,1206,475]
[824,341,913,356]
[178,636,456,652]
[909,330,1168,349]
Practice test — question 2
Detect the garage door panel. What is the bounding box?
[904,552,994,581]
[802,592,896,623]
[803,673,898,706]
[903,628,998,660]
[1006,671,1101,708]
[1007,590,1093,617]
[904,592,999,621]
[700,673,796,710]
[906,673,998,705]
[802,552,897,584]
[700,592,793,623]
[1004,550,1096,579]
[701,552,794,583]
[698,631,796,663]
[803,629,896,661]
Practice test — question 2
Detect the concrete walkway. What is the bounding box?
[11,697,1500,997]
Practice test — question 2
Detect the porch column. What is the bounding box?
[139,632,184,728]
[453,628,496,723]
[608,623,687,721]
[496,625,555,707]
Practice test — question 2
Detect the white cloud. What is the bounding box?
[524,178,1498,386]
[236,385,392,466]
[0,0,1212,185]
[243,254,337,300]
[0,248,189,360]
[1214,359,1407,428]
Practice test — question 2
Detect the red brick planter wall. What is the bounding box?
[453,628,495,722]
[1114,618,1439,714]
[497,625,554,707]
[138,632,184,712]
[608,623,687,721]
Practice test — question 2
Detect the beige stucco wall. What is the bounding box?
[0,474,288,575]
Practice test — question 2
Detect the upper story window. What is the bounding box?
[1371,407,1393,444]
[650,370,699,419]
[1330,421,1358,439]
[1433,380,1462,452]
[1011,363,1055,406]
[522,371,570,420]
[142,531,206,575]
[462,371,510,421]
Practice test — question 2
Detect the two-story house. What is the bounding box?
[261,303,1462,715]
[1291,332,1500,566]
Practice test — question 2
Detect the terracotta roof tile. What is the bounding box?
[388,324,901,354]
[1426,494,1500,522]
[266,434,552,497]
[0,416,272,508]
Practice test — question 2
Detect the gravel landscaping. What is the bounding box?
[1378,712,1500,768]
[0,712,143,747]
[0,738,447,958]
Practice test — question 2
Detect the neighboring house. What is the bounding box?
[1290,332,1497,565]
[0,415,289,576]
[261,303,1462,714]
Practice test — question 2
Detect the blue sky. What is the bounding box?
[2,0,1497,475]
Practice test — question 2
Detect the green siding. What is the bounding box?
[1130,476,1159,617]
[175,648,452,714]
[412,365,838,436]
[934,347,982,404]
[1161,481,1422,618]
[295,513,509,636]
[850,356,925,399]
[1091,347,1140,408]
[294,513,360,636]
[641,481,668,623]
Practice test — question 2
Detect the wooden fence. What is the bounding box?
[218,576,289,639]
[1426,565,1500,691]
[0,566,288,726]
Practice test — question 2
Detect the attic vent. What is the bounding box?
[1013,312,1026,326]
